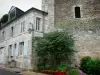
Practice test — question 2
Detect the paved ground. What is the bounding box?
[0,64,48,75]
[0,67,21,75]
[21,71,48,75]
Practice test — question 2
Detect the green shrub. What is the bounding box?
[34,31,75,70]
[80,56,100,75]
[67,69,80,75]
[91,59,100,75]
[80,56,92,74]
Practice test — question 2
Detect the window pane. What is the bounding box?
[36,17,41,30]
[19,42,24,55]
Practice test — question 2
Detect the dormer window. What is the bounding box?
[9,10,16,21]
[7,6,24,22]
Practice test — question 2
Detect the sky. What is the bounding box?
[0,0,42,18]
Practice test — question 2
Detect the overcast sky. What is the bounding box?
[0,0,42,18]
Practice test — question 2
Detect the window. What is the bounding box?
[36,17,41,30]
[75,7,81,18]
[11,26,14,37]
[9,10,16,20]
[2,31,5,40]
[21,21,25,33]
[19,42,24,55]
[8,45,12,57]
[14,44,17,56]
[14,44,17,48]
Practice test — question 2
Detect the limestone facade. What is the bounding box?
[0,7,47,69]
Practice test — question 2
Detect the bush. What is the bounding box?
[80,56,93,74]
[0,14,8,23]
[34,31,75,70]
[80,56,100,75]
[91,59,100,75]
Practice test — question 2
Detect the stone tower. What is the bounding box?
[42,0,55,32]
[42,0,100,65]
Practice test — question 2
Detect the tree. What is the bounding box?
[0,14,8,23]
[33,31,75,70]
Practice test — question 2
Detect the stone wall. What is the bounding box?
[73,19,100,64]
[42,0,55,33]
[54,0,100,25]
[42,0,100,65]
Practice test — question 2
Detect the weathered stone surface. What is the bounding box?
[42,0,100,65]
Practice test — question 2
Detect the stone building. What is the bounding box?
[1,0,100,69]
[42,0,100,64]
[0,6,47,69]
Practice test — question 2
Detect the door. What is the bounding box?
[0,47,5,64]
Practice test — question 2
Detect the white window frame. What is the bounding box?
[36,17,41,31]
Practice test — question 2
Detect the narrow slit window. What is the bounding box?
[75,7,81,18]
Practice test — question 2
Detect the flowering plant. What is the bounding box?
[41,70,67,75]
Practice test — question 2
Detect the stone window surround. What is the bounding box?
[75,7,81,18]
[72,5,83,19]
